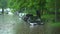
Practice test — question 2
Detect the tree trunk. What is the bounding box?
[55,0,59,22]
[2,7,4,14]
[36,10,41,19]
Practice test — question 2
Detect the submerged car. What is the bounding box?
[22,14,33,21]
[19,13,27,18]
[22,14,44,25]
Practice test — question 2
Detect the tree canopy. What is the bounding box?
[8,0,46,10]
[0,0,7,8]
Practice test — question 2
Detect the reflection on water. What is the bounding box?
[8,12,13,15]
[29,23,37,28]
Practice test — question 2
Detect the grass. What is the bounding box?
[45,22,60,34]
[49,22,60,27]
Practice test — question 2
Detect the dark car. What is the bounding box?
[27,16,44,25]
[22,14,33,21]
[22,14,44,25]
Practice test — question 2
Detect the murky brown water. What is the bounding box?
[15,21,44,34]
[0,15,45,34]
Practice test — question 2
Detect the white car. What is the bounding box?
[19,13,27,18]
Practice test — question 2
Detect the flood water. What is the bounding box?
[0,14,45,34]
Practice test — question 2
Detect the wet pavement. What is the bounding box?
[0,14,45,34]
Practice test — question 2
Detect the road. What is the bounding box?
[0,14,45,34]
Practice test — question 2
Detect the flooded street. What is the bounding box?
[0,0,60,34]
[0,14,45,34]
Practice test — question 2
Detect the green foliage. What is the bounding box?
[7,0,47,17]
[51,23,60,27]
[8,0,46,10]
[24,8,36,15]
[41,14,55,22]
[8,0,26,10]
[48,22,60,27]
[0,0,7,8]
[46,0,60,11]
[46,0,55,8]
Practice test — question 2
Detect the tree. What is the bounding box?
[46,0,60,22]
[8,0,46,19]
[0,0,8,14]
